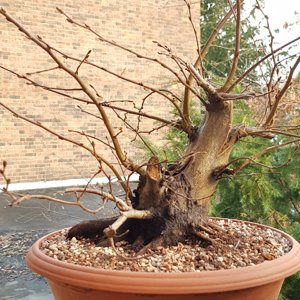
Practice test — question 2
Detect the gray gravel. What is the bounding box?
[0,231,48,283]
[0,230,53,300]
[0,186,119,300]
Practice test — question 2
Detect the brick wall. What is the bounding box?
[0,0,200,184]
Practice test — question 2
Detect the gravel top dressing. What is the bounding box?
[41,219,292,273]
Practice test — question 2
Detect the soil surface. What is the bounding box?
[41,219,291,272]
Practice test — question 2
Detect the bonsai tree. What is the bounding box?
[0,0,299,253]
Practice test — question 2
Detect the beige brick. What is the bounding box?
[0,0,200,184]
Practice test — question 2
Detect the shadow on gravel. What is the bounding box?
[0,185,122,300]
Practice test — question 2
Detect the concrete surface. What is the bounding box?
[0,185,123,300]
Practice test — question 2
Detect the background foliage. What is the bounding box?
[142,1,300,298]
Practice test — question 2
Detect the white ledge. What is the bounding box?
[0,174,139,192]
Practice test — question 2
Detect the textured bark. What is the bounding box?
[184,101,233,214]
[69,101,234,248]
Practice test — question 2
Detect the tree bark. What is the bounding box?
[68,101,234,248]
[184,101,233,212]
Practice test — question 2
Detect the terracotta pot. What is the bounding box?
[26,219,300,300]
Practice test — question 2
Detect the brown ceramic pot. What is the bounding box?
[26,219,300,300]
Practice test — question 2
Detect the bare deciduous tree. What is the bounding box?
[0,1,299,253]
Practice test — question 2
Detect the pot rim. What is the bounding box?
[26,218,300,294]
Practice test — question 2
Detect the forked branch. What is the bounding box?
[183,0,244,126]
[215,138,300,178]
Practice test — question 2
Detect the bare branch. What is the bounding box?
[238,127,300,139]
[218,138,300,176]
[219,92,256,101]
[77,105,103,120]
[221,0,241,91]
[65,188,131,211]
[0,8,145,175]
[101,102,180,129]
[201,1,244,60]
[231,125,276,141]
[53,45,187,127]
[188,64,221,101]
[26,66,60,75]
[1,183,106,215]
[264,56,300,127]
[183,1,244,123]
[111,107,157,157]
[9,194,83,207]
[187,64,258,104]
[272,124,300,131]
[0,161,11,193]
[0,102,131,193]
[184,0,200,56]
[91,54,195,126]
[75,49,92,74]
[55,7,198,109]
[228,36,300,91]
[0,101,91,153]
[121,209,153,219]
[68,129,115,150]
[1,165,135,214]
[0,65,93,105]
[226,0,237,20]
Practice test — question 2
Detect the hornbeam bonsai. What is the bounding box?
[0,0,299,254]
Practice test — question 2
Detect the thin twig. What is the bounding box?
[75,49,92,74]
[228,36,300,91]
[0,8,144,175]
[184,0,200,56]
[264,56,300,126]
[222,138,300,175]
[65,188,131,211]
[0,65,92,105]
[26,66,60,75]
[68,129,115,149]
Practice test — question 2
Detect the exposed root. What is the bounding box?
[131,235,145,250]
[198,223,214,235]
[67,217,117,240]
[192,220,227,246]
[207,220,225,232]
[108,237,150,260]
[194,230,214,244]
[192,219,229,246]
[65,164,216,253]
[137,236,164,256]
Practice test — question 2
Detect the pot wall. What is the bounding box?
[26,219,300,300]
[48,279,284,300]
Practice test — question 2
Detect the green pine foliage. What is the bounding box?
[141,1,300,297]
[201,0,262,81]
[211,105,300,300]
[141,103,300,300]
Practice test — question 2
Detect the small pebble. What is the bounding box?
[38,220,292,273]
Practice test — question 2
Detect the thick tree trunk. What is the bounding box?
[184,101,233,218]
[68,101,234,249]
[153,101,233,244]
